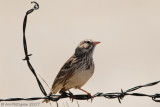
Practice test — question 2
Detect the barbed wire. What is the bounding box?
[0,1,160,105]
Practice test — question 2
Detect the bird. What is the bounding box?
[42,39,100,103]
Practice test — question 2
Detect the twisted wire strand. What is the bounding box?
[0,1,160,104]
[22,1,47,97]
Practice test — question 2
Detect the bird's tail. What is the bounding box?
[42,99,50,103]
[42,85,62,103]
[42,92,52,103]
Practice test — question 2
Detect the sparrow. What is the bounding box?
[42,39,100,103]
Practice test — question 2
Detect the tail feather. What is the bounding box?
[42,92,52,103]
[42,85,63,103]
[42,99,50,103]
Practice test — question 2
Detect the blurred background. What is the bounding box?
[0,0,160,107]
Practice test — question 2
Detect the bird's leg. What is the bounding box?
[79,88,93,102]
[68,90,74,102]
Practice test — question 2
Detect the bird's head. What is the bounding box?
[75,39,100,57]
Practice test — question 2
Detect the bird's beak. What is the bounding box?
[93,41,101,45]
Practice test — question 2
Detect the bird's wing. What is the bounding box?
[51,55,78,91]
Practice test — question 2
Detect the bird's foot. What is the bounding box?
[86,93,93,102]
[79,88,94,102]
[61,91,68,96]
[68,90,74,102]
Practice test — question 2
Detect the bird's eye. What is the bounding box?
[86,41,90,44]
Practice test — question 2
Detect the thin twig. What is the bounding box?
[36,71,51,90]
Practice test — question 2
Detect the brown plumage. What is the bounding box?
[42,39,100,103]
